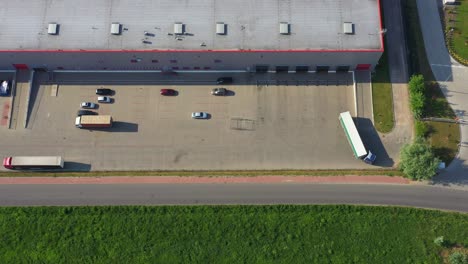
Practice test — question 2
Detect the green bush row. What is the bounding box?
[408,75,426,119]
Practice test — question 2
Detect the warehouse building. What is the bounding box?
[0,0,383,72]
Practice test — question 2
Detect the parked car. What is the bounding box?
[0,80,11,96]
[191,112,209,119]
[216,77,233,85]
[96,88,113,95]
[77,110,98,116]
[80,102,97,109]
[98,96,112,103]
[160,89,177,96]
[211,88,227,96]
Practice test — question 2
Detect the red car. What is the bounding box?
[160,89,177,96]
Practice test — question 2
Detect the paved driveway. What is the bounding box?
[0,72,376,171]
[417,0,468,189]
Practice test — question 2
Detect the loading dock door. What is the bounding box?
[255,65,269,73]
[316,66,330,73]
[295,66,309,73]
[336,66,350,73]
[275,66,289,73]
[356,64,371,70]
[13,64,29,70]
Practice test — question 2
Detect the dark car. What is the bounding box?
[160,89,177,96]
[77,110,98,116]
[216,77,233,85]
[0,80,11,96]
[211,88,227,96]
[96,88,113,95]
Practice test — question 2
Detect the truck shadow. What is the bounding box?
[63,162,92,171]
[85,121,138,132]
[355,117,394,167]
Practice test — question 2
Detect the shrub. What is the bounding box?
[409,75,425,94]
[408,75,426,119]
[448,252,468,264]
[415,121,429,138]
[410,92,425,119]
[433,236,446,247]
[399,137,440,180]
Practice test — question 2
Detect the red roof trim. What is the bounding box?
[0,48,383,53]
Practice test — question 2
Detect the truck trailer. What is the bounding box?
[3,156,64,170]
[75,115,112,128]
[339,111,376,164]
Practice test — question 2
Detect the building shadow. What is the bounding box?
[49,71,354,86]
[355,117,394,167]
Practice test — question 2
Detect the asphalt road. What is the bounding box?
[1,183,467,212]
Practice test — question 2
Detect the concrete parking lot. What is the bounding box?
[0,72,377,171]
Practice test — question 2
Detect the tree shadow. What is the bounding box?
[431,157,468,187]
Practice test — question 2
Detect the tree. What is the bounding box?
[399,138,440,180]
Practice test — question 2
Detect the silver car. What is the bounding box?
[97,96,112,103]
[80,102,97,109]
[191,112,208,119]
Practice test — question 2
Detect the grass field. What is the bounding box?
[426,121,460,164]
[404,0,459,164]
[445,0,468,61]
[372,50,394,133]
[0,205,466,263]
[0,169,404,177]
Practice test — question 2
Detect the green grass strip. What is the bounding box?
[0,205,466,263]
[372,51,394,133]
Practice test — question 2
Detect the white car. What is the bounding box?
[191,112,209,119]
[97,96,111,103]
[80,102,97,109]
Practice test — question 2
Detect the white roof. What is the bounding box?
[0,0,382,51]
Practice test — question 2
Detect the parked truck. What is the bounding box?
[339,111,376,164]
[75,115,112,128]
[3,156,64,170]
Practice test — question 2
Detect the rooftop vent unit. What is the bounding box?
[48,23,58,35]
[216,22,226,35]
[343,22,354,34]
[111,23,121,35]
[174,23,184,34]
[279,22,290,35]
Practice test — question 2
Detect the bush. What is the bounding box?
[409,75,425,94]
[415,121,429,138]
[449,252,468,264]
[399,137,440,180]
[434,236,446,247]
[408,75,426,119]
[410,92,425,119]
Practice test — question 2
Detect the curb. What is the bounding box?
[0,175,412,185]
